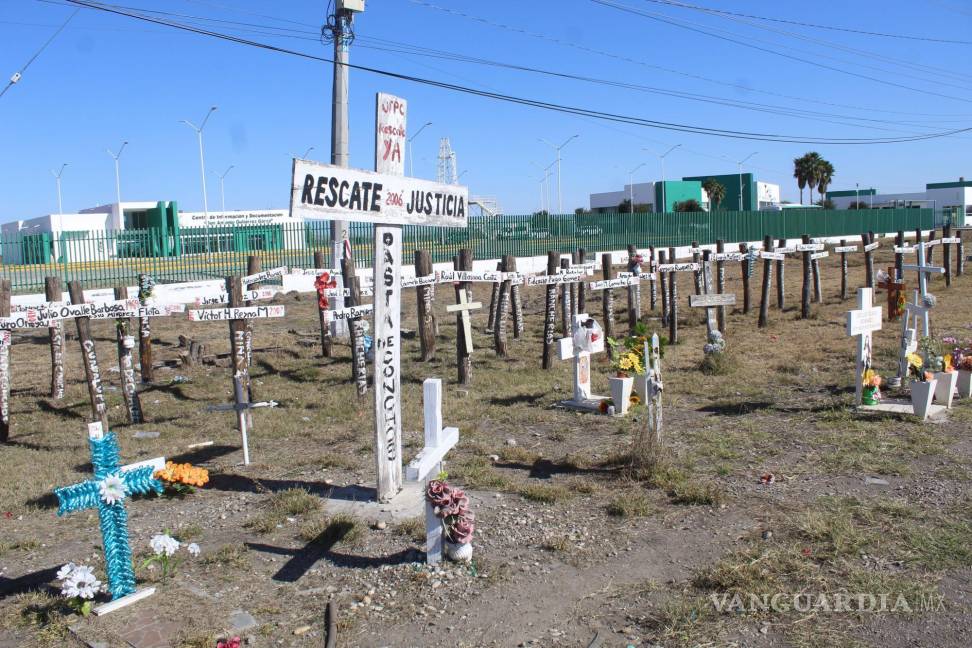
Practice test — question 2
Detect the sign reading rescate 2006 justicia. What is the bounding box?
[289,159,468,228]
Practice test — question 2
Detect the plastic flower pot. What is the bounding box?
[911,379,937,421]
[933,371,958,409]
[861,386,879,406]
[633,374,649,403]
[609,376,633,416]
[957,370,972,399]
[445,540,473,562]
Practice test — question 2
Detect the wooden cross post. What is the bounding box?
[601,253,615,356]
[187,286,286,464]
[340,256,368,398]
[634,333,663,455]
[44,276,65,400]
[902,242,944,335]
[541,252,560,370]
[811,240,823,303]
[943,224,954,287]
[690,252,736,339]
[493,256,513,357]
[800,235,813,319]
[0,280,9,443]
[113,286,143,425]
[835,239,859,301]
[450,250,478,384]
[739,243,752,313]
[68,281,111,431]
[846,288,883,407]
[54,422,163,610]
[557,313,608,412]
[927,229,937,264]
[667,247,678,343]
[560,257,574,337]
[775,237,786,310]
[658,250,669,325]
[862,232,875,288]
[956,227,966,276]
[313,251,334,358]
[405,378,459,565]
[626,245,642,331]
[648,246,658,312]
[485,261,502,334]
[715,240,727,330]
[877,267,906,321]
[576,248,587,313]
[894,231,905,281]
[691,241,703,296]
[136,274,154,384]
[508,255,524,338]
[414,249,436,361]
[758,236,774,328]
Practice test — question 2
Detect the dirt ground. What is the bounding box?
[1,244,970,648]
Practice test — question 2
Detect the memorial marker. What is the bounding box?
[68,282,110,431]
[45,276,65,400]
[113,287,143,425]
[541,252,560,370]
[846,288,883,407]
[0,280,9,443]
[557,314,608,412]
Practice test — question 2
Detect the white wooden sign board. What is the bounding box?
[759,252,786,262]
[242,266,287,285]
[894,246,917,254]
[714,252,745,262]
[810,251,829,261]
[194,288,275,306]
[863,242,880,252]
[796,243,825,252]
[437,270,502,283]
[835,245,859,253]
[400,274,437,288]
[657,262,700,273]
[187,306,286,322]
[689,293,736,308]
[324,303,374,322]
[589,276,638,291]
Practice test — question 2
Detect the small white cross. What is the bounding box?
[846,288,883,407]
[445,290,482,352]
[557,313,607,407]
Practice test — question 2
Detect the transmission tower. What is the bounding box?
[436,137,458,185]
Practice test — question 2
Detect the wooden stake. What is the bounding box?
[840,238,849,300]
[648,245,657,311]
[716,240,726,332]
[226,276,252,463]
[811,241,822,303]
[862,232,874,288]
[137,274,153,384]
[801,234,812,319]
[738,242,752,314]
[668,247,678,344]
[927,229,937,264]
[691,241,702,296]
[45,276,65,400]
[576,248,586,313]
[455,249,474,383]
[494,255,512,357]
[341,257,368,397]
[509,255,524,338]
[943,224,952,287]
[601,253,616,355]
[775,237,786,310]
[414,249,435,361]
[658,249,669,325]
[486,261,501,333]
[894,231,904,281]
[67,281,110,430]
[0,280,9,443]
[958,229,965,277]
[113,286,143,425]
[541,251,559,370]
[560,258,573,337]
[313,251,333,358]
[758,236,773,328]
[626,244,641,331]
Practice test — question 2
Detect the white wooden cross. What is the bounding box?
[405,378,459,565]
[902,242,943,335]
[643,333,663,447]
[688,258,736,336]
[445,290,483,352]
[846,288,883,407]
[557,313,607,412]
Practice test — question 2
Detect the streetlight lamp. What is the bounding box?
[408,121,433,177]
[51,163,68,214]
[647,144,681,213]
[291,146,315,160]
[737,152,758,211]
[531,161,557,213]
[181,106,218,253]
[456,169,469,183]
[539,134,579,214]
[213,165,235,212]
[106,141,128,226]
[628,162,647,213]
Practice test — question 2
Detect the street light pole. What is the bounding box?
[106,142,128,225]
[214,165,234,212]
[181,106,218,253]
[408,121,433,177]
[649,144,680,213]
[51,163,68,214]
[628,162,646,213]
[737,151,758,211]
[539,134,579,214]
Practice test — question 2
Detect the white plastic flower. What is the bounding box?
[186,543,200,557]
[75,573,101,600]
[99,474,127,505]
[60,577,81,599]
[150,533,180,557]
[56,562,78,581]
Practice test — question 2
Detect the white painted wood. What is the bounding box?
[759,252,786,262]
[93,587,155,616]
[775,246,796,254]
[657,262,700,273]
[589,276,638,290]
[558,314,608,411]
[120,456,166,474]
[400,274,437,288]
[847,288,882,407]
[291,160,469,227]
[795,243,825,252]
[324,304,375,322]
[940,237,961,244]
[834,245,859,253]
[187,306,286,321]
[863,241,880,252]
[689,293,736,307]
[406,427,458,482]
[445,291,482,352]
[375,92,407,175]
[894,246,917,254]
[373,224,404,502]
[810,251,829,260]
[714,252,745,262]
[437,270,502,283]
[242,266,287,285]
[193,289,275,305]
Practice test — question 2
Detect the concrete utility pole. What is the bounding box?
[737,151,758,211]
[214,165,234,212]
[106,142,127,223]
[325,0,364,337]
[51,163,67,214]
[182,106,218,252]
[539,134,578,215]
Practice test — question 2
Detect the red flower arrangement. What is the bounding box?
[314,272,338,310]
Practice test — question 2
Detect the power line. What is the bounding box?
[1,7,78,99]
[62,0,972,144]
[638,0,972,46]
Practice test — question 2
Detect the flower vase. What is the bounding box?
[956,370,972,399]
[910,380,937,421]
[633,374,649,403]
[933,371,957,409]
[861,386,878,406]
[445,540,473,562]
[608,376,633,416]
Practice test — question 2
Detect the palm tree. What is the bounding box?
[801,152,823,205]
[793,155,808,205]
[816,160,835,205]
[701,178,726,210]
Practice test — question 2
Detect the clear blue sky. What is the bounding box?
[2,0,971,219]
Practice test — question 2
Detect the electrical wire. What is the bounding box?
[1,7,78,99]
[61,0,972,144]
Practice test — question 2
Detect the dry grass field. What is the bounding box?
[1,244,970,647]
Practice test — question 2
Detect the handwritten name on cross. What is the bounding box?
[689,257,736,336]
[846,288,883,407]
[405,378,459,565]
[642,334,663,448]
[54,423,163,604]
[557,314,607,411]
[446,290,483,353]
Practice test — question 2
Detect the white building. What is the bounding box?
[827,180,972,225]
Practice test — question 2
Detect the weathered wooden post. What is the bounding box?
[560,258,573,337]
[957,228,965,276]
[894,231,904,281]
[494,256,512,357]
[758,236,773,328]
[45,276,65,400]
[486,261,501,333]
[137,274,153,384]
[113,286,143,425]
[667,247,678,344]
[576,248,586,313]
[415,249,436,361]
[601,253,615,356]
[0,280,9,442]
[541,251,559,370]
[509,255,524,338]
[715,240,727,331]
[800,234,812,319]
[454,249,474,383]
[341,257,368,397]
[648,245,657,311]
[862,232,875,288]
[943,224,952,287]
[927,228,937,264]
[68,281,110,431]
[775,237,786,310]
[313,251,334,358]
[658,249,669,325]
[691,241,702,296]
[739,242,752,314]
[626,244,641,331]
[840,238,850,300]
[810,240,822,303]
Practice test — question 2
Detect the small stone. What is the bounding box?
[760,626,769,634]
[761,530,773,540]
[133,431,160,439]
[293,625,311,636]
[375,521,387,530]
[505,438,517,447]
[489,454,500,462]
[362,596,372,605]
[228,610,258,632]
[865,477,890,486]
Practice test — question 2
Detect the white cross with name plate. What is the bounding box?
[902,242,943,335]
[846,288,883,407]
[557,313,607,412]
[445,290,482,352]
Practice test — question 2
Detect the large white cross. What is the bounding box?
[902,242,944,334]
[405,378,459,565]
[557,313,607,411]
[642,333,663,446]
[846,288,883,407]
[688,257,736,336]
[445,290,482,352]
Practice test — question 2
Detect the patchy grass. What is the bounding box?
[172,524,204,542]
[201,543,250,570]
[394,516,426,543]
[540,535,572,552]
[318,514,366,547]
[606,491,653,517]
[516,483,572,504]
[1,592,69,647]
[668,481,725,506]
[245,488,321,534]
[0,539,40,556]
[699,351,735,376]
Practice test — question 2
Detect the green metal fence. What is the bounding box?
[0,208,937,293]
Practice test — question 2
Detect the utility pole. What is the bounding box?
[539,135,578,214]
[324,0,364,337]
[628,162,646,213]
[51,163,67,214]
[648,144,680,214]
[737,151,758,211]
[214,165,234,212]
[408,121,433,177]
[106,142,128,225]
[181,107,218,252]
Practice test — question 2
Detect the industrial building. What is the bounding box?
[827,179,972,225]
[588,173,781,213]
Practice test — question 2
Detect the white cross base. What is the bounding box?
[557,314,608,412]
[445,290,482,352]
[405,378,459,565]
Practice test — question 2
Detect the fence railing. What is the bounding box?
[0,208,938,293]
